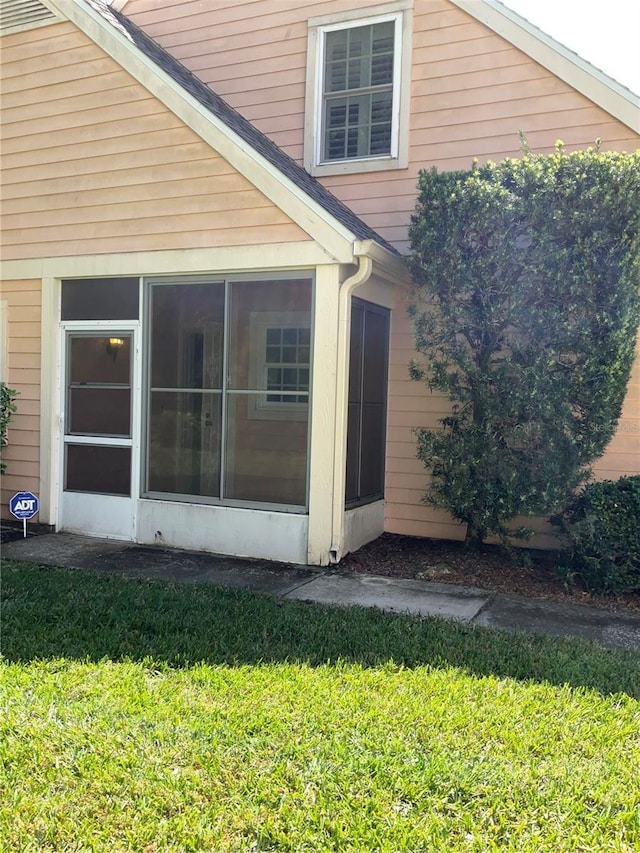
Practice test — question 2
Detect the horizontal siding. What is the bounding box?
[385,302,640,541]
[0,21,309,261]
[4,1,638,544]
[593,334,640,482]
[0,280,41,518]
[124,0,640,253]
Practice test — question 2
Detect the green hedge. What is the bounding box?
[0,382,18,475]
[556,476,640,594]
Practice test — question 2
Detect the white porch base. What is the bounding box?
[59,491,135,541]
[343,500,385,557]
[136,499,309,564]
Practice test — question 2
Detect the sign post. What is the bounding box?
[9,491,39,538]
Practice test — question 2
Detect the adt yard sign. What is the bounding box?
[9,492,39,538]
[10,492,39,519]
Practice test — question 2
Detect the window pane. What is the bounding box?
[150,283,224,389]
[324,92,392,161]
[224,394,308,506]
[370,92,393,154]
[348,305,364,403]
[61,279,139,320]
[325,29,349,92]
[345,300,389,505]
[325,22,393,93]
[67,335,131,436]
[66,445,131,495]
[228,279,312,391]
[360,403,385,498]
[322,21,395,161]
[70,335,131,385]
[345,401,361,503]
[363,310,388,403]
[145,277,312,508]
[371,22,394,85]
[147,391,221,497]
[69,388,131,436]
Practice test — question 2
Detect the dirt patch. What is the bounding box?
[340,533,640,614]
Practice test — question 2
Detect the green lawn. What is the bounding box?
[1,560,639,852]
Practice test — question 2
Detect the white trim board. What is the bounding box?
[0,243,339,281]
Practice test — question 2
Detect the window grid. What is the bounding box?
[265,327,310,403]
[322,21,395,161]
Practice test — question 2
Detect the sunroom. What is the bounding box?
[54,254,400,566]
[0,0,407,565]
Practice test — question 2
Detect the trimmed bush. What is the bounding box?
[408,144,640,548]
[556,476,640,593]
[0,382,18,475]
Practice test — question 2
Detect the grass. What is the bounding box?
[1,559,639,852]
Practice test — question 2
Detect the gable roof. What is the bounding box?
[101,0,639,136]
[37,0,399,263]
[451,0,639,134]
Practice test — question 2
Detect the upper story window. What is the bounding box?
[323,21,395,161]
[305,2,412,177]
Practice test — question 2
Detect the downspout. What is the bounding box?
[329,253,373,564]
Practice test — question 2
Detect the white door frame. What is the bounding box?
[58,319,141,540]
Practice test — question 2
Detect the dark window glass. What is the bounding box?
[67,335,131,437]
[323,21,395,161]
[224,393,308,506]
[65,445,131,495]
[146,278,312,507]
[69,388,131,436]
[147,391,222,497]
[61,278,139,320]
[345,298,389,505]
[150,283,224,390]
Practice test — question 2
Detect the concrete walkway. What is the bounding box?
[3,532,640,652]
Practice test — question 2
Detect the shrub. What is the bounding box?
[0,382,18,475]
[555,476,640,594]
[408,143,640,548]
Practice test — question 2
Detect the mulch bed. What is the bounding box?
[340,533,640,614]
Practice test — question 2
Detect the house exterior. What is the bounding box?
[1,0,638,564]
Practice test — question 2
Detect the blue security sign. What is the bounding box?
[9,491,39,520]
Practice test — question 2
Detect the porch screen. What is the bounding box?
[345,298,389,505]
[146,278,312,509]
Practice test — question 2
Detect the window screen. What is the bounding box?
[345,299,389,505]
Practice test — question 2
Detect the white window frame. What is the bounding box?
[305,1,412,177]
[248,311,311,421]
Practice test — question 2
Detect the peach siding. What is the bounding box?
[121,1,640,543]
[0,21,309,261]
[2,2,638,544]
[0,281,41,518]
[385,305,640,543]
[123,0,640,253]
[593,336,640,482]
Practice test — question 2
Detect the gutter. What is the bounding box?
[329,254,373,564]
